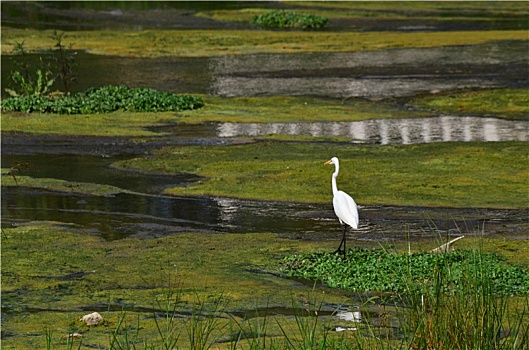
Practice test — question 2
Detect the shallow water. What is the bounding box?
[208,41,528,98]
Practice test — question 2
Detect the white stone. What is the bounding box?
[80,312,103,326]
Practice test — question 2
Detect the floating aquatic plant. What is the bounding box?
[281,248,529,295]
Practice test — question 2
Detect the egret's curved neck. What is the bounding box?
[331,163,339,195]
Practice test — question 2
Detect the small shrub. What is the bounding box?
[251,10,328,29]
[0,85,204,114]
[50,30,78,94]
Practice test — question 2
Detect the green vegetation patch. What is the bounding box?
[1,85,204,114]
[0,110,177,136]
[281,248,529,295]
[177,95,429,123]
[114,141,529,208]
[3,222,528,349]
[2,27,527,58]
[251,10,328,29]
[410,89,529,120]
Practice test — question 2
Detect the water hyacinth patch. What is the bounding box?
[281,248,529,295]
[251,10,328,29]
[0,85,204,114]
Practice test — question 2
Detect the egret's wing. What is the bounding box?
[333,191,359,229]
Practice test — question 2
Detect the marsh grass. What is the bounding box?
[281,236,529,349]
[398,248,529,350]
[6,223,526,349]
[43,242,527,350]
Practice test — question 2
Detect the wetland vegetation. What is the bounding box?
[1,1,528,349]
[2,28,527,58]
[1,85,204,114]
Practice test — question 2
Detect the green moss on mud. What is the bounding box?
[0,95,421,136]
[0,110,177,136]
[1,171,123,195]
[114,141,529,209]
[410,89,529,120]
[2,90,525,137]
[1,222,350,349]
[2,27,527,58]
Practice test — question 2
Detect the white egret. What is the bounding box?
[325,157,358,256]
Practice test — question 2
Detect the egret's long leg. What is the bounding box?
[334,225,347,257]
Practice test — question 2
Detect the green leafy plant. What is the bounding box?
[5,41,55,97]
[0,85,204,114]
[281,248,529,295]
[251,11,328,29]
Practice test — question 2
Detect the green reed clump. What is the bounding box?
[281,248,529,295]
[251,11,328,29]
[0,85,204,114]
[399,252,529,350]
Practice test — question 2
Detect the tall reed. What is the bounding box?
[397,244,528,350]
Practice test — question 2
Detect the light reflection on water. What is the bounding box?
[217,116,529,145]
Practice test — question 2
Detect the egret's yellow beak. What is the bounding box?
[324,160,332,165]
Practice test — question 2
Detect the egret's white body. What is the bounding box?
[325,157,359,255]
